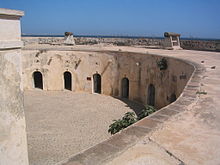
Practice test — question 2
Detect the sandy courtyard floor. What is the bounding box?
[24,91,143,165]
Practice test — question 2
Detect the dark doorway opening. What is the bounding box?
[147,84,155,106]
[33,71,43,89]
[170,93,177,103]
[121,77,129,98]
[93,73,101,94]
[64,71,72,90]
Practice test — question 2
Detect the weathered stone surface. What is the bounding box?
[122,126,151,137]
[149,113,169,121]
[186,84,200,90]
[174,98,193,105]
[19,44,220,165]
[65,161,83,165]
[134,118,162,129]
[0,8,24,49]
[22,36,220,52]
[157,108,180,117]
[61,125,151,165]
[166,104,187,112]
[25,91,143,165]
[182,92,197,98]
[64,143,119,165]
[106,139,182,165]
[105,131,143,149]
[50,46,220,165]
[0,8,28,165]
[21,49,194,110]
[1,6,220,165]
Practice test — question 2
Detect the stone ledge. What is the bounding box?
[182,92,197,98]
[174,97,195,105]
[59,126,152,165]
[0,8,24,17]
[157,108,180,116]
[149,113,169,122]
[0,41,23,50]
[106,126,151,149]
[57,52,205,165]
[62,143,119,165]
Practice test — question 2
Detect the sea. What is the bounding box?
[22,34,220,41]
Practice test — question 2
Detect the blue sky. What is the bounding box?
[1,0,220,38]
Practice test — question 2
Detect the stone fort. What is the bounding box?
[1,8,220,165]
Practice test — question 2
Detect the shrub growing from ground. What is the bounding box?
[121,112,137,127]
[108,106,156,135]
[138,105,156,120]
[108,112,137,135]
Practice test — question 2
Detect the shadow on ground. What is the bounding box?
[114,97,146,117]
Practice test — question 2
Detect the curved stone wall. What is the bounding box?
[54,51,205,165]
[22,50,194,109]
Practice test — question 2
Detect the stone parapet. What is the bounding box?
[0,8,24,49]
[22,36,220,52]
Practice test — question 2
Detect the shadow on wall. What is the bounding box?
[114,97,145,117]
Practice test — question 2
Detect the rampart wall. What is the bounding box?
[22,50,194,109]
[22,36,220,51]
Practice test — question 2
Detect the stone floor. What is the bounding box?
[24,91,144,165]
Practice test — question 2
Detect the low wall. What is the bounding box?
[22,36,220,51]
[22,37,63,45]
[180,39,220,51]
[22,36,163,47]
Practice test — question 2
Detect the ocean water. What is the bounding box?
[22,34,220,41]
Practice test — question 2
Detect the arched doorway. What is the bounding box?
[121,77,129,98]
[64,71,72,90]
[93,73,101,94]
[170,93,177,103]
[147,84,155,106]
[33,71,43,89]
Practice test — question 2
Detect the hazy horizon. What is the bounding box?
[21,33,220,40]
[1,0,220,39]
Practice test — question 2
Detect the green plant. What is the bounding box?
[108,112,137,135]
[108,106,158,135]
[122,112,137,127]
[157,58,168,70]
[138,105,156,120]
[108,119,124,135]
